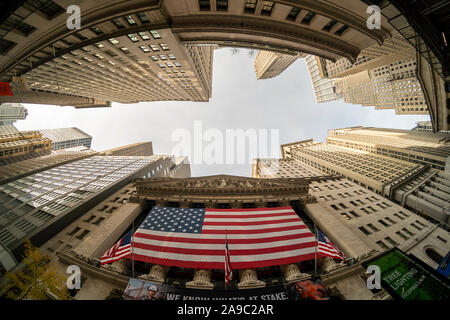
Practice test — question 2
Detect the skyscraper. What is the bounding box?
[0,130,52,166]
[102,142,153,156]
[38,128,92,151]
[276,128,450,227]
[254,50,302,79]
[0,153,185,273]
[0,103,27,126]
[305,55,342,103]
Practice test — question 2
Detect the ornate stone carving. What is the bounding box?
[101,259,129,274]
[319,257,339,273]
[186,269,214,289]
[280,264,310,283]
[237,269,266,289]
[135,175,310,205]
[139,264,169,283]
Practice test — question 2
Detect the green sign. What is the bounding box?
[370,249,450,300]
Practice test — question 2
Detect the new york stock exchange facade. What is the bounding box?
[54,175,393,300]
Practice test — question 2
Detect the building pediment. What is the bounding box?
[134,175,311,204]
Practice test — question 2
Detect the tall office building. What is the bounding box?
[305,55,342,103]
[334,59,429,115]
[0,130,52,166]
[277,127,450,228]
[254,50,301,79]
[0,103,27,126]
[0,153,187,273]
[38,128,92,151]
[102,142,153,156]
[0,149,97,185]
[326,127,450,171]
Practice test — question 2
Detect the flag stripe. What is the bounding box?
[133,240,317,256]
[133,231,312,245]
[203,218,300,226]
[202,223,306,232]
[131,253,317,269]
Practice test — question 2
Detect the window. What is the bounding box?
[199,0,211,11]
[367,224,379,232]
[378,219,389,227]
[76,229,90,240]
[150,30,161,39]
[108,38,119,45]
[301,11,316,25]
[335,25,349,36]
[425,248,444,264]
[123,15,136,25]
[402,228,415,237]
[168,54,176,60]
[138,32,150,40]
[139,46,150,53]
[92,217,105,225]
[137,12,150,23]
[261,1,274,16]
[359,226,372,236]
[322,20,337,32]
[150,44,159,52]
[112,18,125,29]
[216,0,228,11]
[120,47,129,54]
[286,7,301,21]
[127,34,139,42]
[376,241,389,250]
[0,39,16,55]
[83,215,96,223]
[67,226,81,236]
[160,43,169,50]
[244,0,258,14]
[34,0,65,19]
[396,231,409,241]
[90,26,103,35]
[385,237,398,247]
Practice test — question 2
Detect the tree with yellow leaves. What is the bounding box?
[3,239,71,300]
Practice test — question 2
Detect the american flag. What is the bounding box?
[224,234,232,286]
[100,230,132,265]
[317,228,346,261]
[131,206,317,269]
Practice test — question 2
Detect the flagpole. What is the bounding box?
[132,221,135,278]
[314,224,317,278]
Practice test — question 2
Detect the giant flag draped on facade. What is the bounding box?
[129,206,317,269]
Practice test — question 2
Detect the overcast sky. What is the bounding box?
[16,48,430,177]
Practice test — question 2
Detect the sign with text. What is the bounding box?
[122,278,330,300]
[366,248,450,300]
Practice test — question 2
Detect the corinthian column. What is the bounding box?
[319,257,339,273]
[280,264,310,283]
[101,259,130,274]
[237,269,266,289]
[139,264,170,283]
[186,269,214,289]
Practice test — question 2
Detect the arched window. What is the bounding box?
[425,248,443,264]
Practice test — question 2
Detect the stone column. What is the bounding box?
[139,264,169,283]
[102,259,129,274]
[319,257,339,273]
[280,264,310,283]
[186,269,214,289]
[237,269,266,289]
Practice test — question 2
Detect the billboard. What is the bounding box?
[122,278,330,301]
[365,248,450,300]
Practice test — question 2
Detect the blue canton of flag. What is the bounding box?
[143,207,206,233]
